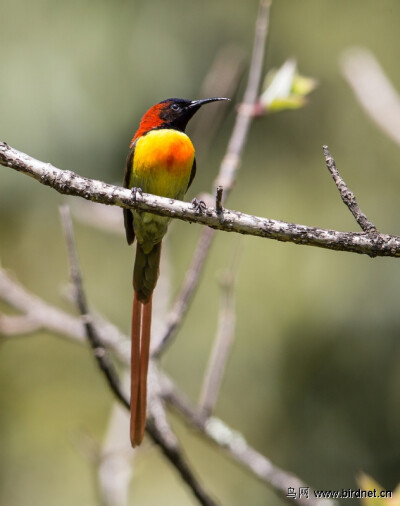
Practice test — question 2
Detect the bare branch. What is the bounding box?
[152,226,215,357]
[0,268,87,344]
[2,142,400,258]
[323,146,377,233]
[341,47,400,146]
[199,264,237,415]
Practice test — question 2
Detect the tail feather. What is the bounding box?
[134,297,152,445]
[130,242,161,447]
[130,292,142,447]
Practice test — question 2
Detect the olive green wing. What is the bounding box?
[123,144,136,245]
[187,157,196,192]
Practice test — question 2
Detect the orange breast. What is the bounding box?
[131,129,195,199]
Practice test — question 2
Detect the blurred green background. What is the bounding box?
[1,0,400,504]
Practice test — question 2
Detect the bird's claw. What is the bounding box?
[191,198,207,214]
[131,187,143,203]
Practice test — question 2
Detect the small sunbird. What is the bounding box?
[123,97,229,447]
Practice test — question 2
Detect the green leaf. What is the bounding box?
[259,59,317,114]
[260,59,297,108]
[291,74,318,96]
[267,96,307,112]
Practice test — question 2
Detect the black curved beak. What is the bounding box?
[188,97,230,109]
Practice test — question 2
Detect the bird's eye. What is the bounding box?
[171,103,180,111]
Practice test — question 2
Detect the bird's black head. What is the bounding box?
[131,97,230,144]
[158,97,230,132]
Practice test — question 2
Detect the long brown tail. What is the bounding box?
[130,242,161,447]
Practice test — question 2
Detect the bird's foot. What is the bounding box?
[131,187,143,203]
[191,198,207,214]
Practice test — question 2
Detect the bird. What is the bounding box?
[123,97,229,447]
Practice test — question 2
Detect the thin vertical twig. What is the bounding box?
[323,146,377,233]
[198,260,238,415]
[215,0,271,195]
[153,0,271,357]
[215,186,224,214]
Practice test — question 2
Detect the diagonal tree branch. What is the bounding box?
[152,226,215,357]
[0,268,130,363]
[0,268,89,343]
[60,204,127,407]
[1,141,400,258]
[153,0,272,357]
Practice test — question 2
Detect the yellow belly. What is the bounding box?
[130,129,194,199]
[129,129,195,252]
